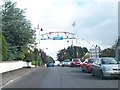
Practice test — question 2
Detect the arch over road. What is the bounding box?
[40,31,76,40]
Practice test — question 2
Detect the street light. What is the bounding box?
[38,28,44,66]
[92,45,99,58]
[34,26,43,66]
[72,21,79,58]
[39,28,43,50]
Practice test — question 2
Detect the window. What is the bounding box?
[101,58,119,64]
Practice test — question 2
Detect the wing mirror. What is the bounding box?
[98,63,101,66]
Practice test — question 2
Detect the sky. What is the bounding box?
[1,0,119,60]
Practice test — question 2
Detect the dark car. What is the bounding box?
[47,62,54,67]
[70,58,81,67]
[82,58,97,73]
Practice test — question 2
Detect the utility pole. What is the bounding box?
[72,21,79,59]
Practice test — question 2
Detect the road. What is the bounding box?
[2,67,119,88]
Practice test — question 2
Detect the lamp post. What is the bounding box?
[92,45,99,58]
[72,21,79,58]
[38,28,43,66]
[35,26,43,67]
[39,28,43,50]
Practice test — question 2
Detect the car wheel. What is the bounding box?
[86,67,89,73]
[72,64,74,67]
[100,70,105,79]
[82,68,84,72]
[91,69,95,76]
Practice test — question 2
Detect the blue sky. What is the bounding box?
[1,0,119,59]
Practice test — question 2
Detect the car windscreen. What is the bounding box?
[101,58,119,64]
[64,60,70,62]
[88,59,95,63]
[73,59,80,62]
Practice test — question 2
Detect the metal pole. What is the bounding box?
[76,46,78,58]
[95,46,97,58]
[76,29,78,44]
[75,23,78,58]
[72,40,73,46]
[39,28,43,66]
[95,45,98,58]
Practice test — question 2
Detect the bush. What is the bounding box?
[1,34,8,61]
[31,60,36,65]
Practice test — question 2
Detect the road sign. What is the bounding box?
[53,36,63,40]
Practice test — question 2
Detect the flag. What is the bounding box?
[72,21,76,27]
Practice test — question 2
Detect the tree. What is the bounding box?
[1,1,35,61]
[2,1,34,47]
[57,46,89,62]
[47,56,55,63]
[1,34,8,61]
[57,48,66,62]
[100,48,115,57]
[33,48,41,66]
[39,49,48,63]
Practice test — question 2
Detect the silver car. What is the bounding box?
[91,57,120,79]
[62,59,71,67]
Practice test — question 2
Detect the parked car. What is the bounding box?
[80,62,83,67]
[47,62,54,67]
[91,57,120,79]
[82,58,97,73]
[70,58,81,67]
[62,59,71,67]
[54,60,61,66]
[58,62,62,66]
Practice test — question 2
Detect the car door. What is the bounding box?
[94,59,101,76]
[83,59,88,70]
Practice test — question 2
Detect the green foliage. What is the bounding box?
[81,53,90,62]
[57,46,89,62]
[100,48,115,57]
[1,1,35,61]
[31,60,36,65]
[1,0,54,64]
[2,1,34,46]
[47,56,55,63]
[7,46,23,60]
[1,34,8,61]
[39,49,48,63]
[32,48,44,66]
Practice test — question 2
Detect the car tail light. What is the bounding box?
[87,64,91,67]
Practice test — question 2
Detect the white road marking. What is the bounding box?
[1,68,37,89]
[0,76,21,89]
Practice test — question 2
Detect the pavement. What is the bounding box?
[1,67,41,87]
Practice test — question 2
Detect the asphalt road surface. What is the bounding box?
[2,67,120,88]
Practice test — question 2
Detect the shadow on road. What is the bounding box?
[67,67,119,80]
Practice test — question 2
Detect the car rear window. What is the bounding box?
[88,59,95,63]
[101,58,119,64]
[64,60,70,62]
[73,59,80,62]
